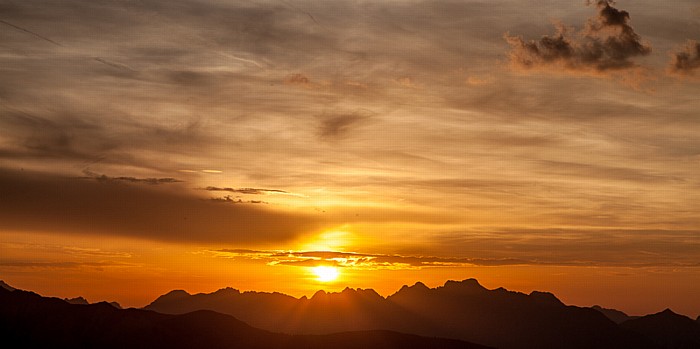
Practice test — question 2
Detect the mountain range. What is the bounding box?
[3,279,699,349]
[0,284,488,349]
[145,279,700,349]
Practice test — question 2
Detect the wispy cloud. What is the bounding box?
[204,186,289,195]
[82,170,182,185]
[209,249,532,270]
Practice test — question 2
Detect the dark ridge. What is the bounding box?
[622,308,700,349]
[0,280,16,292]
[65,296,89,305]
[592,305,637,324]
[528,291,564,306]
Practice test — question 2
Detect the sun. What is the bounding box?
[312,266,340,282]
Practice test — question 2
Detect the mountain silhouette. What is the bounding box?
[591,305,638,324]
[65,296,90,305]
[147,278,656,349]
[0,280,16,291]
[621,309,700,349]
[0,285,489,349]
[65,295,123,309]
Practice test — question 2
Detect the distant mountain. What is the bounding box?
[0,280,15,291]
[591,305,638,324]
[621,309,700,349]
[65,296,89,305]
[64,295,122,309]
[0,286,488,349]
[147,279,656,349]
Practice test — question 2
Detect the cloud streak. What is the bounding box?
[204,186,289,195]
[210,249,532,270]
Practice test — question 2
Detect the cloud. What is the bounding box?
[0,260,132,270]
[505,0,651,74]
[210,249,532,270]
[0,168,322,243]
[210,195,268,204]
[318,109,375,139]
[204,186,289,195]
[0,19,63,46]
[394,77,418,89]
[82,170,182,185]
[433,228,700,268]
[668,40,700,76]
[284,73,313,87]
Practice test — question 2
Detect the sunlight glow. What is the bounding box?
[312,266,340,282]
[301,230,352,251]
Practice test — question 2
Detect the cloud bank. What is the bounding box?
[0,168,321,243]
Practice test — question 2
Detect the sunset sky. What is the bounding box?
[1,0,699,317]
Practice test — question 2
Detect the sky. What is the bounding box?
[1,0,699,317]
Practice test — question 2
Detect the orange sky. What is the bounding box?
[1,0,699,317]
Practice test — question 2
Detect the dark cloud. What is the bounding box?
[506,0,651,73]
[81,170,182,185]
[319,109,375,139]
[284,73,313,87]
[0,260,132,270]
[668,40,700,75]
[204,186,288,195]
[210,195,268,204]
[0,168,321,243]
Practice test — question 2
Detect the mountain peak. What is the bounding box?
[311,290,327,299]
[65,296,89,305]
[444,278,485,290]
[392,281,431,297]
[0,280,16,292]
[529,291,564,306]
[591,305,634,324]
[153,289,190,303]
[213,287,240,295]
[413,281,429,289]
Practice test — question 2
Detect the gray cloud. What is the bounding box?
[0,168,321,243]
[319,109,375,139]
[506,0,651,73]
[82,170,182,185]
[668,40,700,75]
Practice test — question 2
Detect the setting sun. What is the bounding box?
[312,266,340,282]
